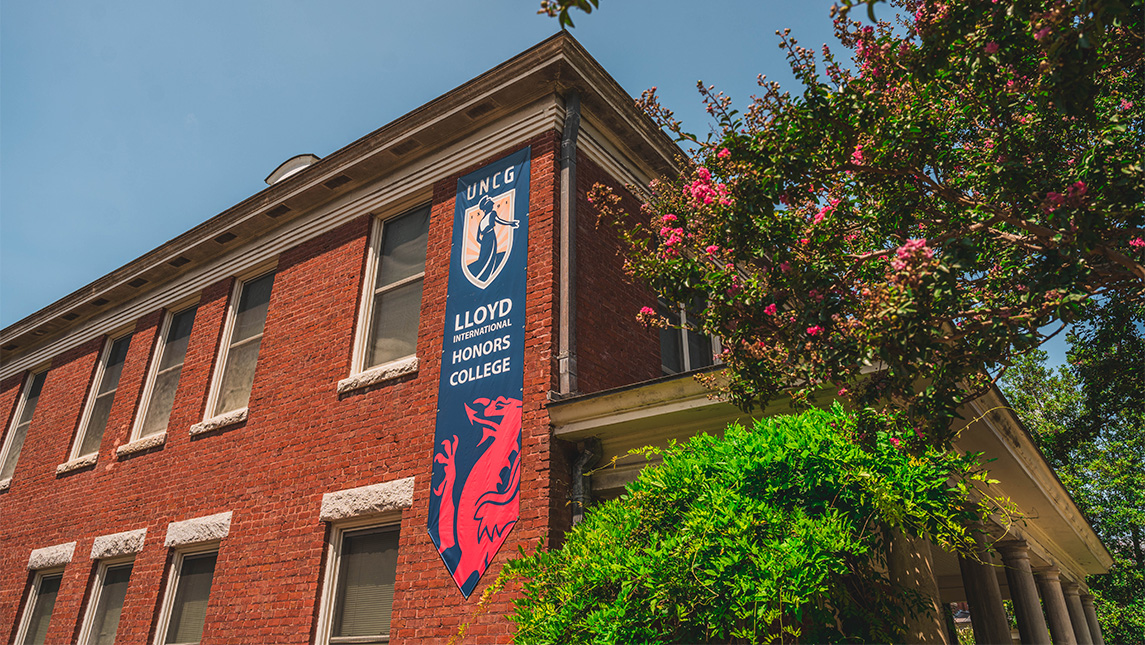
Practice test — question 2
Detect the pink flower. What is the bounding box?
[984,42,999,54]
[800,238,810,245]
[890,238,934,271]
[1121,99,1134,110]
[1130,237,1145,249]
[705,244,720,255]
[662,213,678,223]
[697,167,712,182]
[1035,26,1051,40]
[806,325,824,337]
[890,437,902,449]
[851,144,864,165]
[639,306,656,316]
[837,387,848,397]
[717,148,730,159]
[764,303,778,316]
[779,261,791,273]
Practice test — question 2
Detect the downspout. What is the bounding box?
[557,91,581,396]
[571,438,601,525]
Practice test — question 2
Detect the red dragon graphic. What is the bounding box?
[432,396,521,595]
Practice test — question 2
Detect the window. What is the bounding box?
[317,524,400,644]
[133,307,197,439]
[354,206,430,371]
[15,569,63,645]
[659,297,719,375]
[78,560,133,645]
[72,335,132,460]
[207,272,275,418]
[156,549,217,645]
[1,370,47,482]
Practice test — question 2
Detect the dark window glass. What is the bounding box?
[138,307,197,437]
[1,371,47,480]
[213,273,275,416]
[87,563,133,645]
[164,552,217,645]
[77,335,132,457]
[365,207,429,369]
[22,573,62,645]
[331,527,399,642]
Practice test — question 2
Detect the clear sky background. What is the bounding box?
[0,0,1068,364]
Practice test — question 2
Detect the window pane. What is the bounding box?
[158,308,197,372]
[164,553,217,645]
[89,563,132,645]
[230,273,275,344]
[79,394,115,456]
[687,328,713,370]
[658,299,683,375]
[98,336,132,396]
[685,297,713,370]
[17,372,47,426]
[1,423,28,479]
[3,372,47,479]
[139,368,182,437]
[367,279,422,368]
[213,337,262,416]
[22,573,62,645]
[333,529,399,638]
[375,207,430,288]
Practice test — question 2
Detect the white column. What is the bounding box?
[1080,593,1105,645]
[997,541,1051,645]
[1061,582,1092,645]
[1035,567,1078,645]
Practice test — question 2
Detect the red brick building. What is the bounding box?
[0,34,1112,645]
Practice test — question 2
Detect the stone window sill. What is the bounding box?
[337,356,418,394]
[116,432,167,458]
[0,477,10,492]
[56,453,98,475]
[190,407,248,436]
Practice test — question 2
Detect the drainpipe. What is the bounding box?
[557,91,581,396]
[571,438,600,525]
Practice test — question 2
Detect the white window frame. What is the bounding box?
[14,567,66,645]
[70,331,133,461]
[315,515,402,645]
[130,303,198,442]
[660,300,723,375]
[203,267,276,421]
[76,556,134,645]
[348,205,430,376]
[1,367,49,484]
[153,543,219,645]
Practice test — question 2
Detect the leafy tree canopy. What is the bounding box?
[583,0,1143,444]
[505,406,997,644]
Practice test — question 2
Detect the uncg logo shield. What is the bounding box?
[461,191,516,289]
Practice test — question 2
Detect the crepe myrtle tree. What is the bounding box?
[578,0,1143,445]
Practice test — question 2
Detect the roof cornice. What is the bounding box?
[1,32,681,369]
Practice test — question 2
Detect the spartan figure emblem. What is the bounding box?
[462,192,518,289]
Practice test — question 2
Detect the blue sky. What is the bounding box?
[0,0,1068,365]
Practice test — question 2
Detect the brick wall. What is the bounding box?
[0,130,608,644]
[573,156,662,395]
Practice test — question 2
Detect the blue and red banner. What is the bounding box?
[428,147,529,598]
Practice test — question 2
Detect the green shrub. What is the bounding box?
[506,405,992,644]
